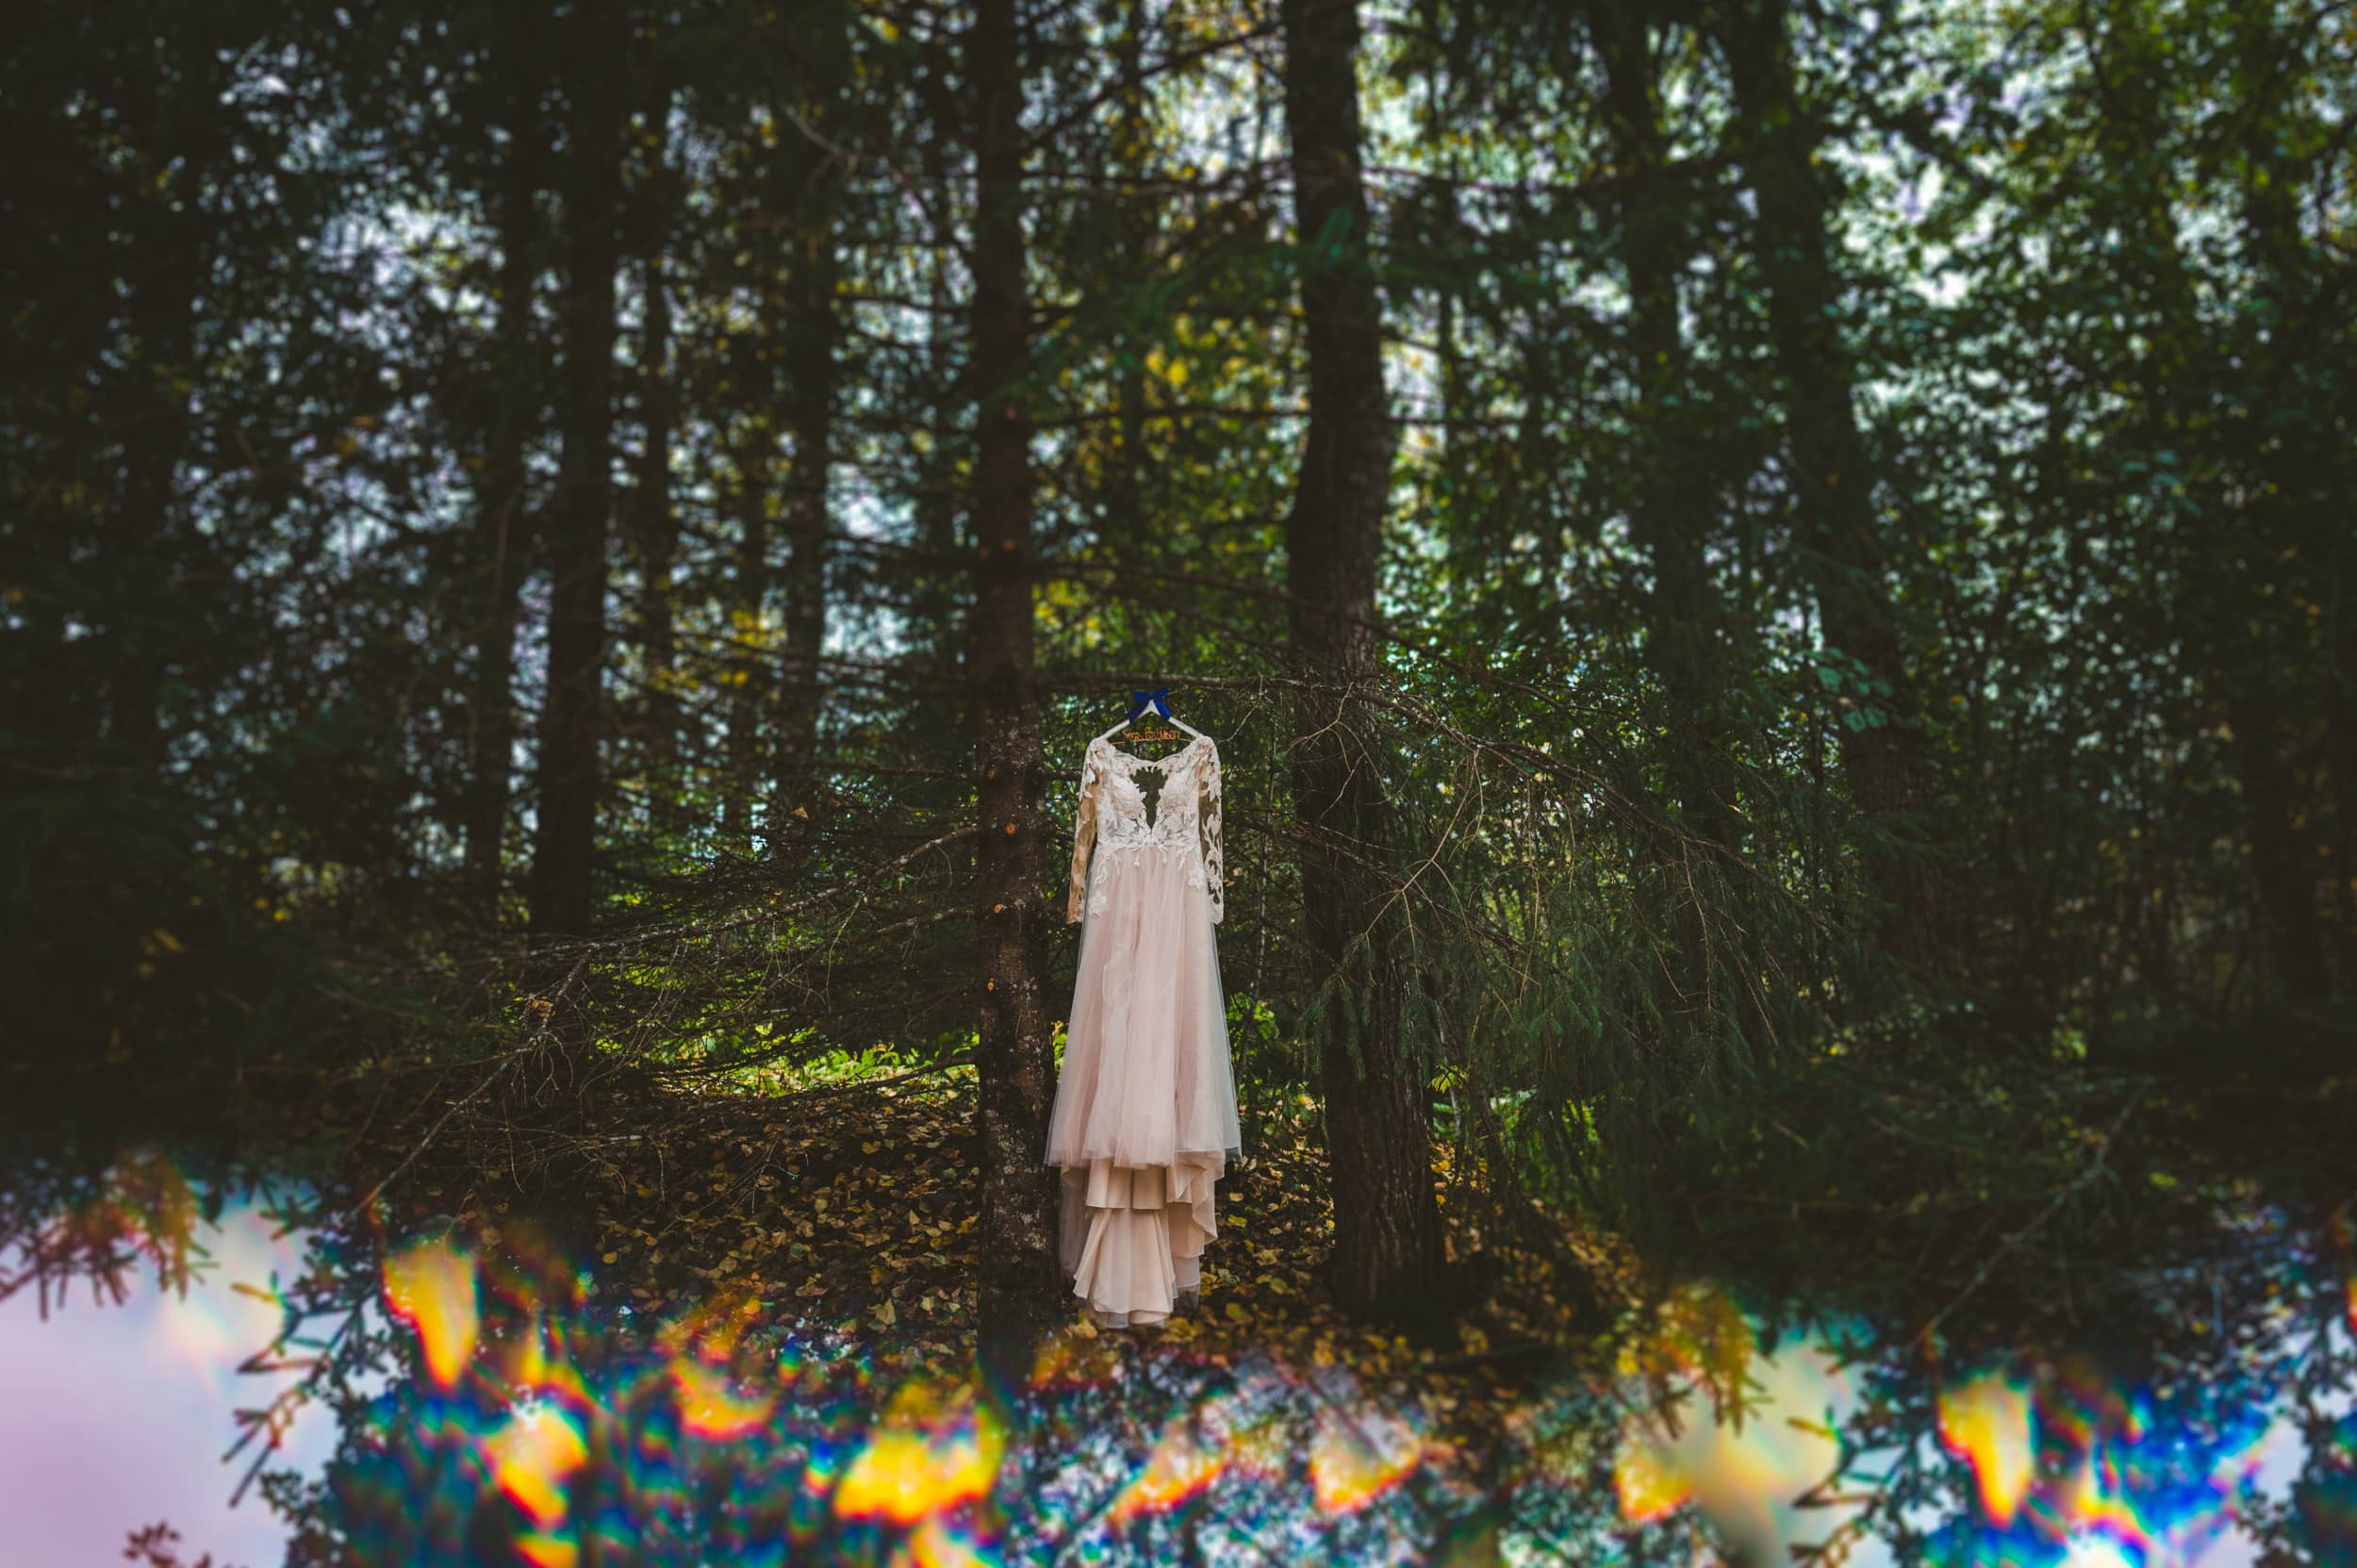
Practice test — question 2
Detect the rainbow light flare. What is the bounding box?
[486,1398,590,1527]
[383,1233,480,1389]
[672,1357,782,1441]
[525,1317,598,1413]
[203,1208,2346,1565]
[1938,1368,2039,1526]
[2058,1444,2159,1558]
[833,1378,1005,1527]
[1309,1400,1426,1515]
[513,1533,580,1568]
[1111,1408,1228,1526]
[889,1512,998,1568]
[1613,1428,1690,1523]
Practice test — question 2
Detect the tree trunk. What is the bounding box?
[107,256,195,775]
[105,77,202,774]
[725,407,772,850]
[1720,0,1947,970]
[463,65,546,916]
[968,0,1063,1357]
[775,127,842,842]
[1595,2,1754,1051]
[2231,690,2327,998]
[1278,0,1445,1324]
[633,84,680,830]
[1107,0,1156,569]
[2090,0,2332,1001]
[2332,622,2357,986]
[1595,1,1738,850]
[2225,8,2332,999]
[910,65,968,688]
[528,6,622,941]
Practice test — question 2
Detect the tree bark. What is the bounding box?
[1107,0,1156,568]
[725,404,773,850]
[1277,0,1445,1324]
[104,74,204,775]
[633,82,681,826]
[775,123,843,841]
[2225,7,2331,998]
[2231,690,2328,998]
[1594,1,1739,850]
[2334,590,2357,983]
[2087,0,2332,1000]
[1719,0,1948,970]
[528,3,623,941]
[1594,2,1755,1052]
[463,60,546,916]
[107,248,195,775]
[968,0,1063,1356]
[910,62,969,685]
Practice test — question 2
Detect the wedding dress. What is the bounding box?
[1044,721,1243,1328]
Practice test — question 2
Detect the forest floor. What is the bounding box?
[351,1062,1646,1424]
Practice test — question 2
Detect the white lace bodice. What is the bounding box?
[1065,734,1225,925]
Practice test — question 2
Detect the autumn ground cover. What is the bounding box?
[343,1061,1639,1411]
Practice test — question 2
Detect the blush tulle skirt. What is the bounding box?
[1044,843,1243,1328]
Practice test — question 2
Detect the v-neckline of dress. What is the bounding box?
[1099,734,1205,773]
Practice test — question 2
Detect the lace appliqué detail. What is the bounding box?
[1066,735,1224,925]
[1066,747,1104,924]
[1199,744,1224,925]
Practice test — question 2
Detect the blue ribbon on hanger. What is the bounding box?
[1128,686,1172,722]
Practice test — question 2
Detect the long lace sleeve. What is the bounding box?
[1199,741,1224,925]
[1066,742,1101,924]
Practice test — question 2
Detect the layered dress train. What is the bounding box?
[1044,733,1243,1328]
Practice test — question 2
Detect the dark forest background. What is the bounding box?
[4,0,2353,1362]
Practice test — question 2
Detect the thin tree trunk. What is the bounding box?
[1278,0,1445,1324]
[1720,0,1947,970]
[1595,1,1738,850]
[1595,2,1752,1049]
[464,67,546,916]
[2230,690,2327,997]
[106,80,202,774]
[968,0,1063,1357]
[107,260,194,773]
[911,63,968,688]
[1108,0,1155,568]
[2089,0,2331,1000]
[2334,594,2357,982]
[634,84,680,828]
[776,130,842,841]
[2226,7,2331,998]
[529,6,622,941]
[725,408,772,850]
